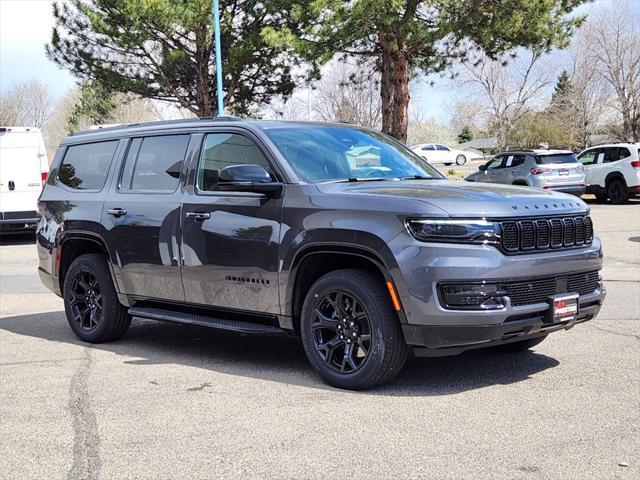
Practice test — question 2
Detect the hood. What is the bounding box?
[316,180,588,218]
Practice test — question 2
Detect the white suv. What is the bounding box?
[577,143,640,204]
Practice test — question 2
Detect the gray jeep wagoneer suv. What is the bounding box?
[37,118,605,389]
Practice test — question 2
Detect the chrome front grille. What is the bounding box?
[500,215,593,254]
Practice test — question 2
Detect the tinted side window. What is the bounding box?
[486,156,504,170]
[578,149,598,165]
[58,140,118,190]
[422,145,435,151]
[618,147,631,160]
[507,155,525,167]
[197,133,272,192]
[120,135,189,192]
[602,148,617,163]
[435,144,449,151]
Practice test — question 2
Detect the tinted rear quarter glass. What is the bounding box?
[58,140,119,190]
[536,154,578,164]
[120,135,190,192]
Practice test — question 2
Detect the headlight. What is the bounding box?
[406,218,501,244]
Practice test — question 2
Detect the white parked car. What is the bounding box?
[0,127,49,234]
[410,143,481,166]
[577,143,640,204]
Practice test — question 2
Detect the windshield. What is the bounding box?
[536,154,578,164]
[265,126,443,183]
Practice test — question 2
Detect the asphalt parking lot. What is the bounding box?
[1,199,638,480]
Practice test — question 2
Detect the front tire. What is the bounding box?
[455,154,467,166]
[494,335,547,353]
[300,269,407,390]
[607,179,629,204]
[63,254,131,343]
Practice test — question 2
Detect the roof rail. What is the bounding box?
[71,115,245,136]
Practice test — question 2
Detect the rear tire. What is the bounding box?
[300,269,407,390]
[494,335,547,353]
[455,154,467,166]
[63,254,131,343]
[607,179,629,204]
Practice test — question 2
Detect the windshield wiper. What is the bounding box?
[346,177,395,182]
[398,175,440,180]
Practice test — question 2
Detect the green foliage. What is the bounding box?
[550,69,574,110]
[508,112,577,150]
[457,126,473,144]
[308,0,588,141]
[47,0,317,116]
[66,82,116,134]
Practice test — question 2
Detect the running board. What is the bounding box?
[128,306,285,335]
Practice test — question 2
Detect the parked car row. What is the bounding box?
[464,143,640,204]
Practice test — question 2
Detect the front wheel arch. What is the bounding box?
[288,248,400,336]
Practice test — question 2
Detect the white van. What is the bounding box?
[0,127,49,233]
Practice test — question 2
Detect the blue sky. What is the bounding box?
[0,0,626,124]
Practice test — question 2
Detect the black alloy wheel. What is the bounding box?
[69,270,103,331]
[607,179,629,204]
[300,269,408,390]
[312,290,372,373]
[63,254,131,343]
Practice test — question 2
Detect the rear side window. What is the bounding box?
[58,140,118,190]
[119,135,190,192]
[506,155,525,167]
[536,154,578,164]
[617,147,631,160]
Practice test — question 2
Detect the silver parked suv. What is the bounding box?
[466,149,586,196]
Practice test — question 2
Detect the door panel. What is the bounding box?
[102,134,192,301]
[181,132,283,314]
[181,194,282,313]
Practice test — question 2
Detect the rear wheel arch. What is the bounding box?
[512,180,528,186]
[604,172,626,187]
[58,233,113,294]
[288,247,400,336]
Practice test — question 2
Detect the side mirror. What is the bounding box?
[165,161,183,179]
[218,164,283,198]
[478,164,487,172]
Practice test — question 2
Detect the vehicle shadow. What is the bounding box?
[0,311,559,396]
[0,232,36,246]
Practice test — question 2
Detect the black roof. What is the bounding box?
[65,117,367,145]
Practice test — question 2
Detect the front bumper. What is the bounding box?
[404,286,604,356]
[388,234,604,353]
[0,219,38,233]
[541,184,586,196]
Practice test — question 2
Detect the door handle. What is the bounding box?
[107,208,127,217]
[185,212,210,221]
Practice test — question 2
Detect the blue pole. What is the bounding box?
[213,0,224,116]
